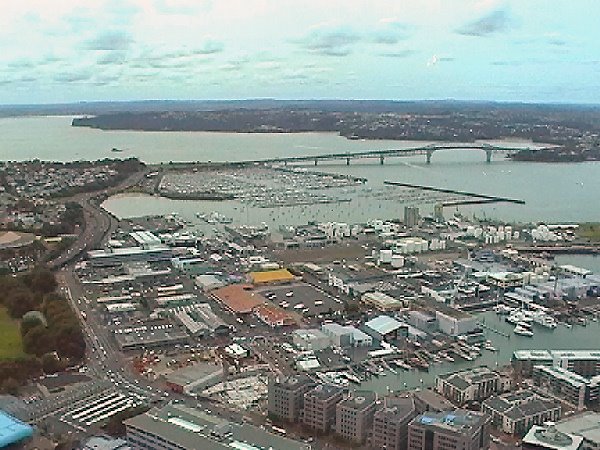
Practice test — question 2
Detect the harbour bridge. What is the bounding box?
[239,143,540,166]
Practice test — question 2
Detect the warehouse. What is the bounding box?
[212,284,266,314]
[250,268,296,285]
[361,291,405,311]
[364,315,408,342]
[165,362,224,395]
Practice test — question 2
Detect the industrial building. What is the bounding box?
[249,268,295,285]
[267,375,315,422]
[303,384,344,433]
[533,365,600,410]
[125,403,310,450]
[293,329,331,351]
[435,366,510,406]
[362,291,405,311]
[407,410,490,450]
[114,324,188,351]
[404,206,420,227]
[211,284,266,314]
[435,308,478,336]
[335,391,377,444]
[170,303,230,337]
[372,395,416,450]
[254,303,295,328]
[321,322,373,348]
[364,315,408,342]
[164,362,224,395]
[482,390,561,435]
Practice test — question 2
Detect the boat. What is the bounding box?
[494,304,513,315]
[111,147,124,152]
[564,323,573,329]
[514,325,534,337]
[532,312,558,329]
[507,310,534,325]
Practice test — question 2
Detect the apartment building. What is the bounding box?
[372,395,416,450]
[267,375,315,422]
[435,366,510,406]
[303,384,344,433]
[335,391,377,444]
[408,410,491,450]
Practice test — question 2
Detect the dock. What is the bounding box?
[478,321,510,338]
[384,181,526,205]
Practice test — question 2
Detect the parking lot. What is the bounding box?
[254,283,344,317]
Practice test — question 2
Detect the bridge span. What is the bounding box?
[238,143,538,166]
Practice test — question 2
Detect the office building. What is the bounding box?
[125,403,310,450]
[373,395,416,450]
[482,390,561,435]
[435,366,510,406]
[336,391,377,444]
[268,375,315,422]
[303,384,344,433]
[404,206,420,227]
[533,365,600,410]
[512,350,600,378]
[408,410,490,450]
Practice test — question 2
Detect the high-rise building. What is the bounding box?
[408,410,491,450]
[373,395,416,450]
[335,391,377,444]
[267,375,315,422]
[303,384,344,433]
[404,206,420,227]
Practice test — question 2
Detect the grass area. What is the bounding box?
[577,223,600,242]
[0,307,25,360]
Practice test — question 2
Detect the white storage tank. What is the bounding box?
[391,255,405,268]
[379,249,393,264]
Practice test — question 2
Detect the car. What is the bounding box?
[285,292,294,297]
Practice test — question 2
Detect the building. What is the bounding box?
[114,324,188,351]
[556,412,600,450]
[533,365,600,410]
[404,206,420,227]
[336,391,377,444]
[195,274,225,291]
[409,311,438,333]
[482,390,561,436]
[268,375,315,422]
[293,329,331,351]
[321,323,373,348]
[0,410,33,448]
[125,403,310,450]
[364,315,408,342]
[249,268,295,285]
[435,309,478,336]
[362,291,405,311]
[522,424,583,450]
[164,362,224,395]
[211,284,265,314]
[254,304,295,328]
[171,303,230,337]
[373,395,416,450]
[82,436,130,450]
[435,366,510,406]
[512,350,600,378]
[303,384,344,433]
[413,389,455,413]
[407,410,490,450]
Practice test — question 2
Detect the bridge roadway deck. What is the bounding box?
[226,143,536,165]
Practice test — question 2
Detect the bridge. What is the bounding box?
[239,143,538,166]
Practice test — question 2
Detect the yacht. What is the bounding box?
[514,325,534,337]
[532,312,558,329]
[506,310,534,325]
[494,304,513,315]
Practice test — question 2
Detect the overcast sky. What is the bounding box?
[1,0,599,104]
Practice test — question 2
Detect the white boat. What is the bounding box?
[532,312,558,329]
[514,325,534,337]
[494,304,513,315]
[507,310,534,325]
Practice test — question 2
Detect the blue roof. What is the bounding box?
[0,410,33,447]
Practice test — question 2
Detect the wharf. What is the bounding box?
[384,181,526,205]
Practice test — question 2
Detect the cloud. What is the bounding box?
[54,68,95,83]
[371,21,410,45]
[97,51,128,66]
[456,8,512,37]
[379,49,414,58]
[84,30,133,50]
[297,26,361,56]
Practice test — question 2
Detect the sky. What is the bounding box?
[1,0,599,104]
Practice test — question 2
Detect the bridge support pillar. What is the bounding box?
[426,149,434,164]
[485,149,492,163]
[380,155,385,165]
[284,161,288,166]
[346,158,350,166]
[314,159,318,166]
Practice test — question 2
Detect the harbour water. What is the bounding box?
[2,115,599,222]
[360,310,600,394]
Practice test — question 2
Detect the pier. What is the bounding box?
[478,321,510,338]
[383,181,526,205]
